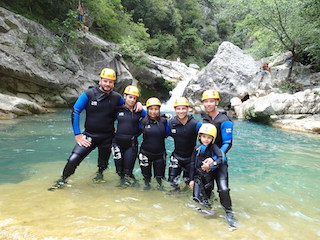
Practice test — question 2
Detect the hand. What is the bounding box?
[75,134,91,147]
[189,180,194,189]
[164,113,173,119]
[201,158,213,172]
[201,163,211,172]
[134,102,143,112]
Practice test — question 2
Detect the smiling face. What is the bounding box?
[202,98,219,113]
[124,94,137,108]
[174,105,188,120]
[99,78,114,93]
[147,105,160,120]
[200,133,213,145]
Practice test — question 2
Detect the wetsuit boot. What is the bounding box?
[219,189,236,229]
[93,168,106,183]
[143,177,151,190]
[225,209,236,230]
[48,177,67,191]
[156,177,164,191]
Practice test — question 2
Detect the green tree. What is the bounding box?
[221,0,320,78]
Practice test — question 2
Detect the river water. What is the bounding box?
[0,109,319,240]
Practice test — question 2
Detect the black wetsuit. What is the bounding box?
[112,106,147,178]
[190,143,223,207]
[201,112,234,212]
[139,116,170,185]
[61,87,123,180]
[168,115,202,186]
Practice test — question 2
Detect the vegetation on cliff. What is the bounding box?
[1,0,319,71]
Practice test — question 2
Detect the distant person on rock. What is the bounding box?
[77,1,89,31]
[168,97,202,192]
[48,68,142,191]
[256,62,271,75]
[201,89,236,229]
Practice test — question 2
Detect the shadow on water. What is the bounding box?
[0,109,319,239]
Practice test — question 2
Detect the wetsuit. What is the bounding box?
[168,115,202,187]
[61,87,124,180]
[190,143,223,207]
[139,116,170,186]
[201,112,233,212]
[112,106,147,178]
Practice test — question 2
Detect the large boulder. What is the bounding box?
[0,93,45,119]
[185,41,258,109]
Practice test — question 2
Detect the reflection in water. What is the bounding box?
[0,109,320,239]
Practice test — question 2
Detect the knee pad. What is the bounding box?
[139,153,149,167]
[111,144,122,161]
[169,155,179,168]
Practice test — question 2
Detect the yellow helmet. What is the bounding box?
[198,123,217,143]
[100,68,116,80]
[124,85,139,97]
[146,97,161,108]
[201,90,220,102]
[173,97,189,107]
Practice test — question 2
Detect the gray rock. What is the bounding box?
[0,7,133,117]
[0,93,44,119]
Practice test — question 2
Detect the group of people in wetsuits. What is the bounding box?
[48,67,236,228]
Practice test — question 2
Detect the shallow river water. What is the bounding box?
[0,109,319,240]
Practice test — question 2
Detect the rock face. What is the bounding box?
[185,41,258,110]
[185,41,320,133]
[0,7,133,118]
[0,7,199,118]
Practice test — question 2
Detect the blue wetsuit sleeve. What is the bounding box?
[165,119,171,137]
[141,109,147,117]
[195,122,202,132]
[119,97,125,106]
[72,93,88,135]
[220,120,233,154]
[210,144,225,170]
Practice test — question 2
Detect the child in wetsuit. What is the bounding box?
[189,123,223,209]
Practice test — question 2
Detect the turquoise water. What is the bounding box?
[0,109,319,239]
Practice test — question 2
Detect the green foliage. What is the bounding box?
[2,0,320,71]
[147,34,178,59]
[179,28,204,59]
[222,0,320,69]
[117,36,150,66]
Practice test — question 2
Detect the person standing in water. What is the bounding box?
[112,85,146,186]
[49,68,141,190]
[200,89,236,228]
[139,97,170,190]
[168,97,202,191]
[189,123,223,212]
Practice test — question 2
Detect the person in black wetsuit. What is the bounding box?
[189,123,223,210]
[112,85,147,186]
[139,97,170,190]
[168,97,202,191]
[200,89,236,228]
[49,68,142,190]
